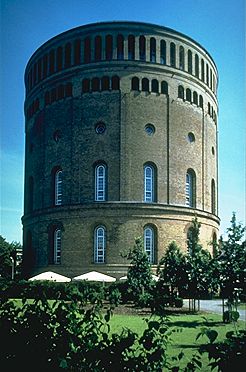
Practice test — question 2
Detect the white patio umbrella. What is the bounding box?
[29,271,71,282]
[73,271,116,282]
[119,274,159,281]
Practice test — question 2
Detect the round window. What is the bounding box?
[95,122,106,134]
[145,124,155,136]
[188,132,195,143]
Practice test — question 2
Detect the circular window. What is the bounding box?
[188,132,195,143]
[212,146,215,155]
[145,124,155,136]
[95,122,106,134]
[53,130,61,142]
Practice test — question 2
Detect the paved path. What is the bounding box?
[183,299,246,322]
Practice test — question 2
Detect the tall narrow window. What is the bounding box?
[94,226,106,263]
[56,47,63,71]
[201,59,205,81]
[186,88,191,102]
[195,54,199,78]
[43,54,48,78]
[117,34,124,60]
[102,76,110,91]
[161,81,168,94]
[139,35,146,61]
[160,40,166,64]
[211,179,216,214]
[37,59,42,82]
[151,79,159,93]
[65,43,71,68]
[54,229,61,264]
[144,226,154,263]
[179,46,185,70]
[199,95,203,108]
[95,164,106,201]
[92,77,100,92]
[206,63,209,85]
[74,39,81,65]
[142,78,149,92]
[49,50,55,74]
[185,169,196,207]
[144,164,155,202]
[193,91,198,105]
[178,85,184,99]
[84,37,91,63]
[128,35,135,60]
[150,37,156,62]
[105,35,113,60]
[55,170,62,206]
[94,36,102,61]
[188,50,192,74]
[131,77,139,91]
[170,42,176,67]
[112,75,120,90]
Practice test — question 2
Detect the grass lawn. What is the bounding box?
[109,312,245,371]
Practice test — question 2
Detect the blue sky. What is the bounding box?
[0,0,245,244]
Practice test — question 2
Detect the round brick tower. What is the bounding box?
[22,21,220,278]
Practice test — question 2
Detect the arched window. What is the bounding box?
[92,77,100,92]
[186,88,192,102]
[142,78,149,92]
[49,50,55,74]
[33,63,37,85]
[151,79,159,93]
[211,179,216,214]
[201,59,205,81]
[199,95,203,108]
[128,35,135,60]
[82,78,90,93]
[105,35,113,60]
[160,40,166,64]
[185,169,196,207]
[94,226,106,263]
[65,43,71,68]
[206,63,209,85]
[144,226,155,263]
[95,164,106,201]
[28,176,34,212]
[139,35,146,61]
[195,54,199,78]
[179,46,185,70]
[131,77,139,91]
[43,55,48,79]
[94,35,102,61]
[55,169,62,206]
[117,34,124,60]
[144,164,156,202]
[65,83,72,97]
[56,47,63,71]
[57,84,65,100]
[37,59,42,82]
[54,229,61,264]
[161,81,168,94]
[170,42,176,67]
[208,102,211,115]
[101,76,110,91]
[84,37,91,63]
[188,50,192,74]
[74,39,81,65]
[178,85,184,99]
[150,37,156,62]
[112,75,120,90]
[193,91,198,105]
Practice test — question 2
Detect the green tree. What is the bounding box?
[126,237,153,299]
[157,241,187,297]
[217,212,246,300]
[185,217,214,305]
[0,235,20,279]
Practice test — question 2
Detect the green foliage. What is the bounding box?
[157,241,188,297]
[0,297,173,371]
[0,235,21,279]
[217,212,246,299]
[126,237,154,299]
